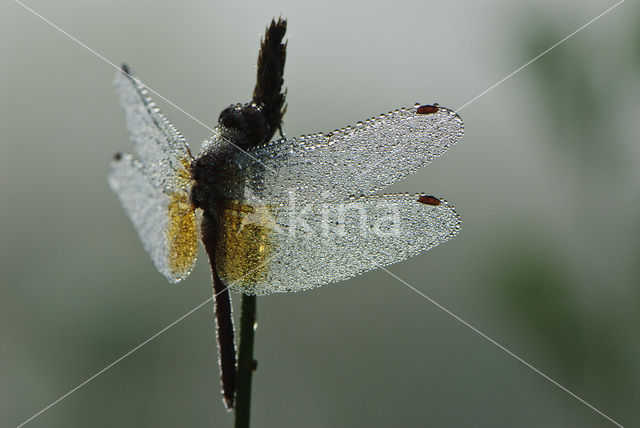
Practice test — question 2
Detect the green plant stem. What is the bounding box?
[234,294,257,428]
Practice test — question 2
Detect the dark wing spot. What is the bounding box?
[417,195,441,206]
[113,151,123,161]
[416,105,439,115]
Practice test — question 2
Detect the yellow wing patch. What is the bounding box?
[215,202,275,294]
[167,191,199,279]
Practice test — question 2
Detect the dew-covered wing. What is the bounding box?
[220,105,463,202]
[214,193,460,295]
[114,65,193,193]
[108,153,199,282]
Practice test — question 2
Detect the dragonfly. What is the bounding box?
[108,18,463,411]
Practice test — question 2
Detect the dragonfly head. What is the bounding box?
[218,102,272,150]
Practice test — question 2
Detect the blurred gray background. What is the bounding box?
[2,0,639,427]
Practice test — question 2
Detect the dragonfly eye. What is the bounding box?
[218,103,271,149]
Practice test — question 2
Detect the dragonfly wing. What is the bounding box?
[221,105,463,202]
[114,65,194,192]
[108,153,199,282]
[214,193,460,295]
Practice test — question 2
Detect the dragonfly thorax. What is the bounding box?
[190,150,231,216]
